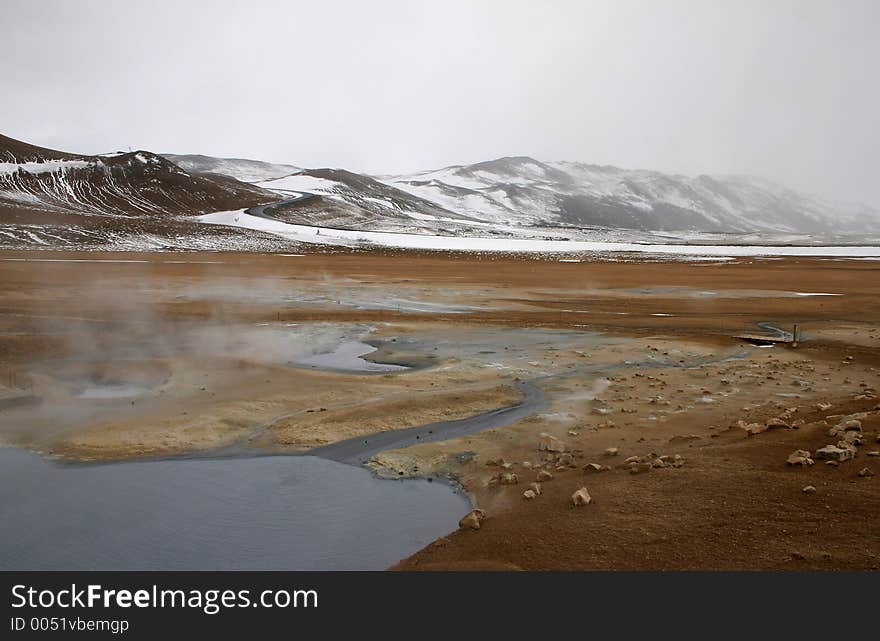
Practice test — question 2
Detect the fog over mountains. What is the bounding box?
[215,152,879,234]
[382,156,878,233]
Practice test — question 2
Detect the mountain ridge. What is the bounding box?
[377,155,880,233]
[2,134,879,250]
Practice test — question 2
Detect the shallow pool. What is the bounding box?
[0,448,468,570]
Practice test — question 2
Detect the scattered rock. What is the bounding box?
[536,469,554,482]
[603,447,619,457]
[867,451,879,458]
[538,432,566,453]
[786,450,814,466]
[523,489,537,500]
[499,472,519,485]
[668,434,701,444]
[765,417,795,430]
[816,402,833,411]
[739,421,766,436]
[815,445,856,462]
[459,509,485,530]
[556,453,575,467]
[825,460,840,468]
[858,467,874,478]
[571,487,592,506]
[583,463,610,473]
[629,461,653,475]
[529,482,542,495]
[828,419,862,437]
[802,485,817,494]
[485,457,506,467]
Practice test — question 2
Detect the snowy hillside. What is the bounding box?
[162,154,301,183]
[3,132,878,251]
[252,169,494,234]
[0,133,280,249]
[380,157,880,233]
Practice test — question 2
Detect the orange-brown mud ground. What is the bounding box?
[1,249,878,570]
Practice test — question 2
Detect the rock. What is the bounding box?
[858,467,874,478]
[668,434,701,444]
[538,432,566,453]
[829,419,862,436]
[499,472,519,485]
[536,470,554,482]
[459,509,485,530]
[623,455,641,465]
[840,431,862,446]
[786,450,814,466]
[815,445,856,462]
[500,462,514,470]
[485,457,506,467]
[567,429,579,437]
[825,460,840,467]
[765,418,794,430]
[816,402,833,411]
[529,482,542,495]
[523,489,537,500]
[604,447,619,457]
[672,454,685,468]
[741,422,767,436]
[583,462,609,473]
[629,461,652,475]
[556,453,575,467]
[802,485,817,494]
[867,451,880,458]
[571,487,592,506]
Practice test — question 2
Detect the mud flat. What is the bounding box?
[1,249,879,570]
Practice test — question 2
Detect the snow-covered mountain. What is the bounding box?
[3,133,878,250]
[162,154,301,183]
[379,156,880,233]
[0,134,284,249]
[253,169,491,234]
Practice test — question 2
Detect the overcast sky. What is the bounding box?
[3,0,878,205]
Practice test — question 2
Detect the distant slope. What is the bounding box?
[162,153,301,183]
[380,156,880,233]
[0,134,276,220]
[0,133,285,250]
[4,133,879,250]
[254,169,490,234]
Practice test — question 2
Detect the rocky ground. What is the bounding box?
[0,249,877,569]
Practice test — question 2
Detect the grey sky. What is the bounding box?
[3,0,878,206]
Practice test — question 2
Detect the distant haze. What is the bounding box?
[2,0,878,207]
